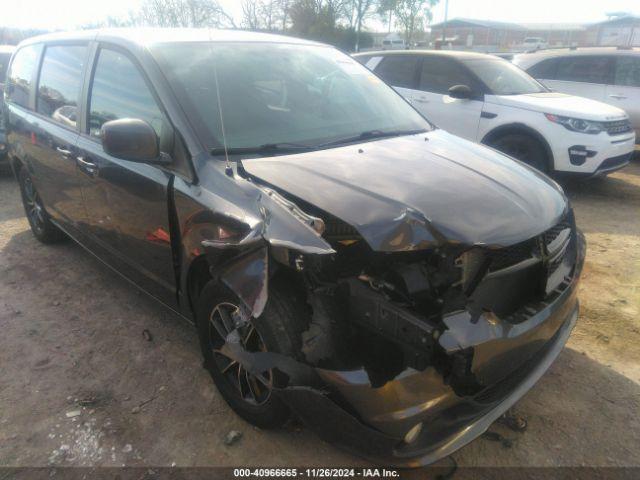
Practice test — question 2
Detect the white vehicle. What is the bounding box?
[514,47,640,146]
[522,37,548,50]
[354,50,636,176]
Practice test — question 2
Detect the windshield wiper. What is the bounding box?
[210,142,314,157]
[317,129,428,148]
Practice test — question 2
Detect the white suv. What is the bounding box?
[513,47,640,146]
[354,50,636,176]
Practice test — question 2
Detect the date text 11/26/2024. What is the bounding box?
[233,469,400,478]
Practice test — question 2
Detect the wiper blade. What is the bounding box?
[210,142,313,156]
[318,129,427,148]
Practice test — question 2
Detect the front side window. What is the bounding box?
[37,45,87,128]
[463,58,546,96]
[419,56,476,94]
[88,48,164,138]
[614,56,640,88]
[6,44,41,108]
[555,56,612,84]
[152,43,431,152]
[375,55,419,89]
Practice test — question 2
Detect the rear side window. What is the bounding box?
[375,55,419,89]
[37,45,88,128]
[88,48,164,138]
[6,44,41,108]
[0,52,12,84]
[419,56,476,94]
[555,56,613,84]
[614,56,640,88]
[527,57,558,79]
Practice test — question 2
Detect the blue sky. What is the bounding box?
[2,0,639,30]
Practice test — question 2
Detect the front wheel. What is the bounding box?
[489,133,549,173]
[195,277,309,429]
[18,167,65,244]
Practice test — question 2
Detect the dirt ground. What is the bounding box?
[0,159,639,473]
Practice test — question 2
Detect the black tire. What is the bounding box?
[18,167,65,244]
[489,133,549,173]
[195,276,309,429]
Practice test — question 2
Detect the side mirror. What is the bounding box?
[448,84,474,100]
[101,118,170,164]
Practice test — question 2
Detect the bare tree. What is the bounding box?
[279,0,292,31]
[241,0,261,29]
[393,0,437,45]
[138,0,236,28]
[242,0,291,31]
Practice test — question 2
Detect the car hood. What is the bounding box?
[490,92,628,121]
[240,130,568,251]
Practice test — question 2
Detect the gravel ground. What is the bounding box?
[0,159,639,473]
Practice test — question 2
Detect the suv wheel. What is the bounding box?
[195,277,309,429]
[489,133,549,173]
[18,167,65,243]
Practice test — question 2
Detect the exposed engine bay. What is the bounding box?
[259,189,577,394]
[195,144,585,466]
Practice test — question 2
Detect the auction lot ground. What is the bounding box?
[0,160,639,473]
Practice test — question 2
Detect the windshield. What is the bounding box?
[152,42,432,153]
[463,58,547,95]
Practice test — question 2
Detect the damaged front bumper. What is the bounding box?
[275,230,586,467]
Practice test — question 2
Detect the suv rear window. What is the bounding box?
[6,44,41,109]
[555,56,613,84]
[0,52,12,84]
[614,56,640,88]
[375,55,418,89]
[37,45,87,128]
[527,57,558,79]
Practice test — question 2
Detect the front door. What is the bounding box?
[76,46,177,307]
[412,55,483,141]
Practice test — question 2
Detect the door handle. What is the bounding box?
[608,94,627,100]
[76,156,98,176]
[413,97,429,104]
[56,146,72,157]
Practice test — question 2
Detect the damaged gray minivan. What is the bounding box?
[5,29,585,466]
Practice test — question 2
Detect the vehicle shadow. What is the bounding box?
[560,165,640,237]
[408,345,640,476]
[0,172,26,223]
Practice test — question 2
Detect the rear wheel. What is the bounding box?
[489,133,549,173]
[195,277,309,429]
[18,167,65,244]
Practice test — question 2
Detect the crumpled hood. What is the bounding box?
[241,130,568,251]
[490,92,628,121]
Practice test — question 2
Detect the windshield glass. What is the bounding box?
[463,58,547,95]
[152,42,432,153]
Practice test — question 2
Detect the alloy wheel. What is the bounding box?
[208,302,273,406]
[23,176,46,234]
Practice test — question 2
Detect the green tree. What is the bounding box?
[347,0,376,52]
[377,0,398,33]
[393,0,438,45]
